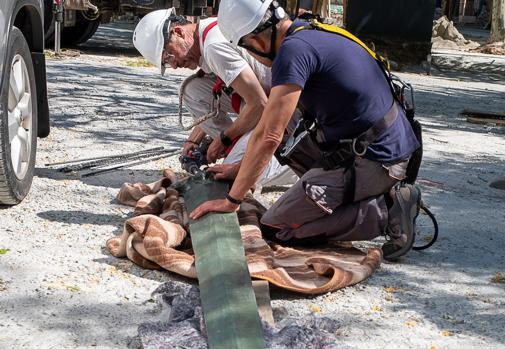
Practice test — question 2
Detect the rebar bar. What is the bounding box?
[45,146,165,167]
[56,148,175,173]
[81,150,179,177]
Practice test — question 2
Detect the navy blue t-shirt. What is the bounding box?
[272,20,419,163]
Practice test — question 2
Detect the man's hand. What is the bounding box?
[190,198,239,220]
[206,163,240,180]
[206,138,227,163]
[182,140,199,156]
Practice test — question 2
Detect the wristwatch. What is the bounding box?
[220,130,233,147]
[226,193,242,205]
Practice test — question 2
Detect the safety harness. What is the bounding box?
[178,20,242,132]
[279,18,424,204]
[202,20,242,114]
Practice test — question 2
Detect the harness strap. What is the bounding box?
[211,76,227,97]
[317,103,398,205]
[292,19,404,107]
[352,103,398,153]
[202,20,218,44]
[342,160,356,205]
[203,20,242,115]
[292,20,391,71]
[319,103,398,169]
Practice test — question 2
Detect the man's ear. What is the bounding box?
[172,26,185,39]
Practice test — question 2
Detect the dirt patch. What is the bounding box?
[432,16,480,51]
[473,41,505,55]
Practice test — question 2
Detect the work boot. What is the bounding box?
[382,183,421,261]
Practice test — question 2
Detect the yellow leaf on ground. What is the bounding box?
[309,304,321,313]
[65,285,80,292]
[482,298,496,304]
[404,321,417,327]
[371,305,381,312]
[441,330,454,337]
[424,235,434,242]
[384,286,397,293]
[126,58,154,68]
[490,272,505,284]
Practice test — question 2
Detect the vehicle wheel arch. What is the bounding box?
[12,1,45,53]
[10,1,50,138]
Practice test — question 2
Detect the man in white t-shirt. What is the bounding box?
[133,8,296,187]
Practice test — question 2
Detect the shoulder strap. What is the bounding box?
[292,19,404,108]
[292,19,390,72]
[202,20,218,45]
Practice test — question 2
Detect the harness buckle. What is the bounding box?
[211,94,221,114]
[280,118,316,158]
[352,138,367,156]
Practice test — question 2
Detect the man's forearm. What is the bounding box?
[227,84,303,201]
[223,100,265,140]
[225,65,268,140]
[187,126,206,143]
[227,128,279,200]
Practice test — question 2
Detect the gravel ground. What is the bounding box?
[1,22,505,349]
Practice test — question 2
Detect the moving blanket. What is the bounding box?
[106,170,382,295]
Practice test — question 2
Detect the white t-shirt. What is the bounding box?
[198,18,271,94]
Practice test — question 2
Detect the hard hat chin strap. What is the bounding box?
[238,24,277,61]
[238,2,282,61]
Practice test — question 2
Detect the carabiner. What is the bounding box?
[352,138,367,157]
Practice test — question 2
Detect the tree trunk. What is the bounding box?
[490,0,505,41]
[442,0,459,20]
[441,0,450,18]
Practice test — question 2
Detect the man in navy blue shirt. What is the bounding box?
[191,0,422,261]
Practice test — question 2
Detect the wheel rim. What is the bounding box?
[7,54,32,180]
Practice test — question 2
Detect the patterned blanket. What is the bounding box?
[106,170,382,294]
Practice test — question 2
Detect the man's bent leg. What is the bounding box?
[262,158,396,229]
[261,157,400,244]
[273,195,388,242]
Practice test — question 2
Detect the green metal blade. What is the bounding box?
[184,177,265,349]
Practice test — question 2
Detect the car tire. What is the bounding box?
[62,11,100,46]
[0,27,38,205]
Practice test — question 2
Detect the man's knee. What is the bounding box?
[260,208,277,227]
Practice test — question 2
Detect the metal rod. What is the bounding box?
[45,146,165,167]
[55,21,61,54]
[60,149,169,173]
[61,149,166,173]
[54,0,63,55]
[56,148,170,172]
[81,150,179,177]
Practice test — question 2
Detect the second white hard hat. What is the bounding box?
[218,0,274,46]
[133,8,175,76]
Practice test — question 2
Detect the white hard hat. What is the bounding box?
[218,0,274,46]
[133,8,175,76]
